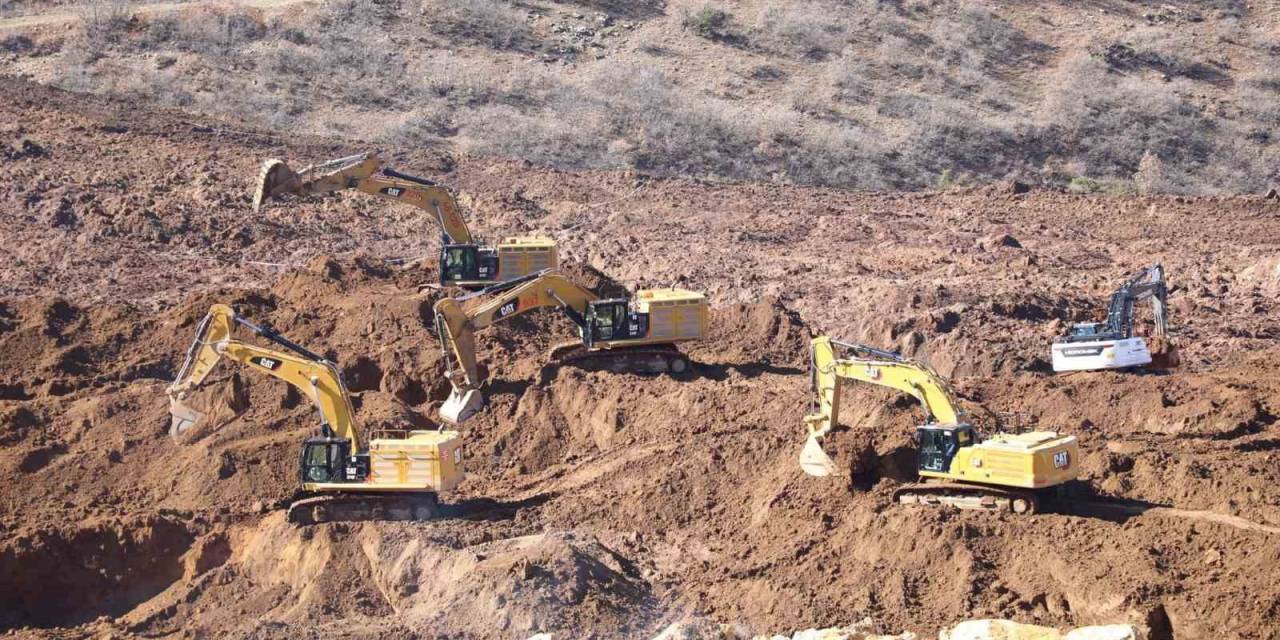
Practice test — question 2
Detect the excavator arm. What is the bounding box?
[1103,264,1168,338]
[800,335,962,477]
[167,305,360,450]
[253,151,474,244]
[433,270,599,424]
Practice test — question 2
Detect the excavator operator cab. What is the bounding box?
[1064,322,1117,342]
[299,437,369,485]
[584,299,646,347]
[440,244,498,286]
[916,424,977,474]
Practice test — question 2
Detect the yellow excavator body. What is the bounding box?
[802,335,1078,513]
[434,270,708,424]
[928,431,1079,490]
[168,304,463,523]
[306,430,464,493]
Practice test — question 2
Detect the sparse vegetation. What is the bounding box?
[424,0,532,51]
[755,2,844,59]
[683,5,731,40]
[1068,176,1134,195]
[21,0,1279,194]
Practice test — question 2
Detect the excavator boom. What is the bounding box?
[801,336,962,476]
[253,151,474,244]
[166,305,358,447]
[434,270,600,424]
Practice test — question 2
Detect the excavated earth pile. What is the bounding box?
[2,79,1280,638]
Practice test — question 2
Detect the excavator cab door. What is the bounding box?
[917,426,953,473]
[586,300,642,346]
[299,437,352,484]
[440,245,479,286]
[916,425,976,474]
[440,244,500,286]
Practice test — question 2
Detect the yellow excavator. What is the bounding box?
[801,336,1078,514]
[434,269,708,425]
[167,304,463,524]
[253,151,557,287]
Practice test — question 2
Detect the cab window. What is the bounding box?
[444,247,471,281]
[306,444,329,466]
[595,304,615,340]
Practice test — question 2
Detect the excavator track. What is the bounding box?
[546,340,691,375]
[286,492,439,526]
[893,482,1040,515]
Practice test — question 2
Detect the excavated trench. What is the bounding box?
[0,516,197,629]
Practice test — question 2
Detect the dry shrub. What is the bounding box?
[422,0,531,50]
[682,4,732,40]
[41,0,1280,194]
[755,2,844,59]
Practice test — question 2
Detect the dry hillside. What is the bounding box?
[3,0,1279,193]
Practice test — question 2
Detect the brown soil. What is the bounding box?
[2,79,1280,639]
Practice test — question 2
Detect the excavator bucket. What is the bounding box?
[799,433,838,477]
[439,389,484,425]
[252,159,301,212]
[1148,338,1181,370]
[168,396,207,438]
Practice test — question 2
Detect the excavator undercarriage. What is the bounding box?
[893,482,1041,514]
[286,493,440,525]
[545,340,691,375]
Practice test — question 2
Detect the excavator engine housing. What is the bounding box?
[917,426,1079,489]
[441,237,557,288]
[586,289,707,348]
[301,430,464,493]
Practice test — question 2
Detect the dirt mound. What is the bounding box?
[693,296,810,368]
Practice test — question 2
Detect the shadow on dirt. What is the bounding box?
[692,361,804,380]
[440,493,556,522]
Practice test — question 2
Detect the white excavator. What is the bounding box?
[1051,264,1179,372]
[433,269,708,424]
[801,336,1079,514]
[167,304,463,524]
[253,151,556,288]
